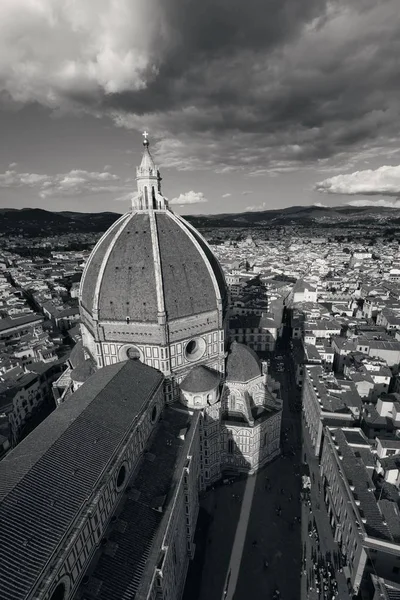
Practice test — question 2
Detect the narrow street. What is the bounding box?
[184,327,353,600]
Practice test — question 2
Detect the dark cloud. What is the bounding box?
[1,0,400,173]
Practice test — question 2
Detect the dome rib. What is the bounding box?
[80,213,130,314]
[180,365,221,393]
[155,212,223,320]
[98,213,159,322]
[179,215,228,312]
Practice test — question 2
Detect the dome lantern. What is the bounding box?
[134,132,167,212]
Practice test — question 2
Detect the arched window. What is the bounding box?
[144,186,149,209]
[231,396,236,410]
[49,582,66,600]
[228,439,234,454]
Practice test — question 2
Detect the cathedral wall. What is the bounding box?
[168,310,219,342]
[170,329,224,372]
[82,319,225,394]
[199,405,221,488]
[39,385,165,600]
[80,322,97,363]
[99,320,167,345]
[180,385,219,410]
[221,411,281,474]
[136,411,200,600]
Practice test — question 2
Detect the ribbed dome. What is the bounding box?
[180,365,221,393]
[225,342,262,382]
[80,209,228,323]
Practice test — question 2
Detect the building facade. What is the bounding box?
[320,427,400,596]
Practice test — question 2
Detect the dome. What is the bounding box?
[225,341,262,383]
[71,359,96,383]
[68,340,85,369]
[80,210,227,323]
[180,365,221,393]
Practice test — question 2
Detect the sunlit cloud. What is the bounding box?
[315,165,400,196]
[170,190,208,205]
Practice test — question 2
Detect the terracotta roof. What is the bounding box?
[68,339,85,368]
[180,365,221,393]
[333,428,394,541]
[0,313,43,333]
[0,360,163,600]
[70,359,96,383]
[225,341,261,382]
[80,211,227,323]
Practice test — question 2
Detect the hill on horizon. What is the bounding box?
[0,204,399,236]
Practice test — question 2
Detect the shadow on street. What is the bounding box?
[183,328,304,600]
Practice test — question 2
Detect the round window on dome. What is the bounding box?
[184,338,206,362]
[126,346,141,360]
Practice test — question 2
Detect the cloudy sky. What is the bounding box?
[1,0,400,214]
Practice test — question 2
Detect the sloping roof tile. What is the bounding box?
[0,360,163,600]
[180,365,221,393]
[225,341,261,383]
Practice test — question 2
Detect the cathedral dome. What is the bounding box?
[225,341,262,383]
[79,136,228,326]
[80,210,227,323]
[180,365,221,393]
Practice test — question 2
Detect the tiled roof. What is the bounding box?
[79,407,193,600]
[180,365,221,393]
[71,359,97,383]
[80,211,227,323]
[156,213,227,319]
[0,313,43,332]
[225,341,261,382]
[69,339,85,368]
[307,366,362,413]
[379,500,400,542]
[0,360,163,600]
[333,429,394,541]
[342,429,369,446]
[379,455,400,471]
[378,438,400,449]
